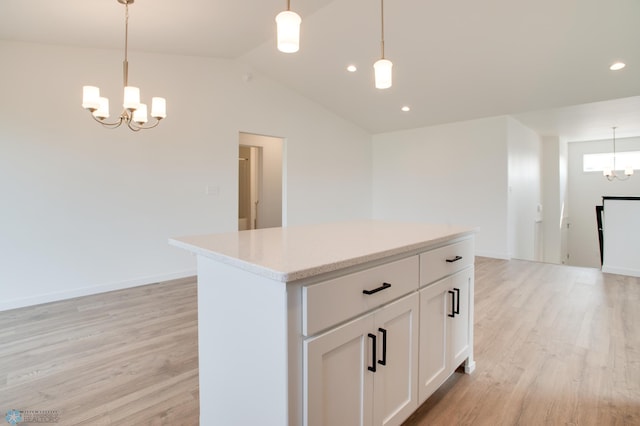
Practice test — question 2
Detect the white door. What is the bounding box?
[372,293,419,426]
[304,313,374,426]
[449,269,472,369]
[418,279,449,404]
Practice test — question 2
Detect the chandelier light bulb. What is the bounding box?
[82,86,100,110]
[151,97,167,119]
[132,103,148,124]
[276,10,301,53]
[123,86,141,110]
[93,97,110,119]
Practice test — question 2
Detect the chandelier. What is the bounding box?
[373,0,393,89]
[603,127,634,181]
[81,0,166,131]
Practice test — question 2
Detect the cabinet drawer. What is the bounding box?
[420,239,474,287]
[303,256,419,336]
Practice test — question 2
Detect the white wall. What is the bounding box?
[0,41,372,311]
[507,117,542,261]
[372,116,510,258]
[567,136,640,268]
[602,198,640,277]
[541,136,565,264]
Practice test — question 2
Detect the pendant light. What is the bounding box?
[276,0,302,53]
[603,127,634,181]
[82,0,166,131]
[374,0,392,89]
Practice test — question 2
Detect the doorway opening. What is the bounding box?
[238,132,284,230]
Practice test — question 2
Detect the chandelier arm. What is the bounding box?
[126,118,162,132]
[126,121,143,132]
[90,113,124,128]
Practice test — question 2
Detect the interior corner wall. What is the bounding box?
[371,116,510,259]
[506,117,542,261]
[0,40,372,311]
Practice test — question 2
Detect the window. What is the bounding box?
[583,151,640,172]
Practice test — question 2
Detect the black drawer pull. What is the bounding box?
[448,290,456,318]
[454,288,460,315]
[363,282,391,295]
[446,255,463,263]
[378,328,387,366]
[368,333,377,372]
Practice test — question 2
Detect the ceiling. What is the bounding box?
[2,0,639,140]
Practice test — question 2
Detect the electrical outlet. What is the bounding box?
[206,185,220,197]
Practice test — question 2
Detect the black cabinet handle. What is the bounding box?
[448,290,456,318]
[363,282,391,295]
[454,288,460,315]
[378,328,387,366]
[446,255,463,263]
[368,333,377,372]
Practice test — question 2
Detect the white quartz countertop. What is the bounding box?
[169,220,476,282]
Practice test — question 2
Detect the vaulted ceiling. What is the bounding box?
[2,0,639,140]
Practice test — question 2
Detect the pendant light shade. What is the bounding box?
[374,0,392,89]
[374,58,393,89]
[276,2,301,53]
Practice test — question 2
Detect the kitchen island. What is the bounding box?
[170,220,476,426]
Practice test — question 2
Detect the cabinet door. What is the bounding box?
[418,278,449,404]
[449,268,472,369]
[418,268,473,404]
[304,313,374,426]
[373,293,419,426]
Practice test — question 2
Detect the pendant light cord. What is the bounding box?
[380,0,385,59]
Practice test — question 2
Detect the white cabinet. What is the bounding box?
[418,268,473,404]
[171,222,475,426]
[304,293,419,426]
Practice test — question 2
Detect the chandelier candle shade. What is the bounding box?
[276,0,301,53]
[82,0,166,131]
[374,0,392,89]
[603,127,634,181]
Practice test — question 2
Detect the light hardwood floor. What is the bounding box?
[1,258,639,425]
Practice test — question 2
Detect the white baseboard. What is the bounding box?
[601,265,640,278]
[474,250,511,260]
[0,269,197,312]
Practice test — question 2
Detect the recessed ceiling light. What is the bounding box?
[347,65,357,72]
[610,62,626,71]
[401,106,411,112]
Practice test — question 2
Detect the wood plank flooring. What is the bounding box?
[0,258,639,425]
[404,258,640,426]
[0,277,199,425]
